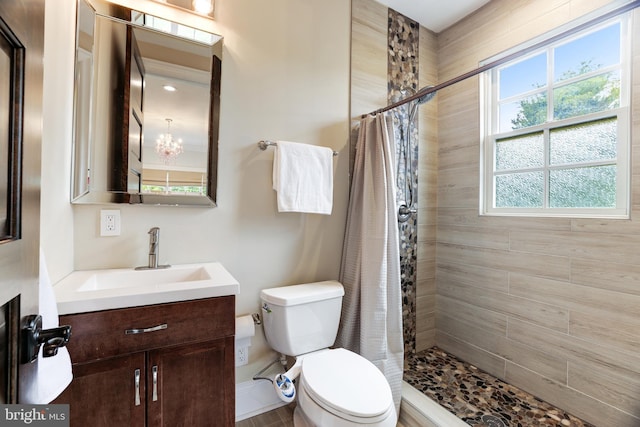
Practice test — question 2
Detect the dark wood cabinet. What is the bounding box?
[56,353,146,426]
[54,296,235,427]
[147,337,235,426]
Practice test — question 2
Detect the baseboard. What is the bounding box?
[235,379,288,422]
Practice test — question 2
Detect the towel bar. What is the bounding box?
[258,140,338,156]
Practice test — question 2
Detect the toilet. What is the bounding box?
[260,280,397,427]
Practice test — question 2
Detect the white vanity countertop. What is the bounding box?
[54,262,239,315]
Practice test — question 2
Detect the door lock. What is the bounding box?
[21,315,72,364]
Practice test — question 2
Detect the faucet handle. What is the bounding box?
[148,227,160,242]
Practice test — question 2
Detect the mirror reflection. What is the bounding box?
[72,0,222,206]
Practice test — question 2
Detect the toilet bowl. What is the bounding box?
[260,281,398,426]
[294,348,396,427]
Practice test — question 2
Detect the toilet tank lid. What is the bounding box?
[260,280,344,306]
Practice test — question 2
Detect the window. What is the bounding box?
[481,15,630,218]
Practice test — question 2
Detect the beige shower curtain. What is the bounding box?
[335,113,404,415]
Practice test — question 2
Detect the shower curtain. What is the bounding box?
[335,113,404,415]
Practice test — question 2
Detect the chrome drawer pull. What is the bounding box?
[151,365,158,402]
[134,369,141,406]
[125,323,168,335]
[152,365,158,401]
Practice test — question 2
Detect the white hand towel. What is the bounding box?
[272,141,334,214]
[19,251,73,404]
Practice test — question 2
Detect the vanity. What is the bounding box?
[52,263,239,427]
[58,0,233,423]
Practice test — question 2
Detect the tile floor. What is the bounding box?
[236,404,295,427]
[404,347,594,427]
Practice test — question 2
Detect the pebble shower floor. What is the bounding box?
[404,347,595,427]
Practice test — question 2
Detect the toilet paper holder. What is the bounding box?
[251,313,261,325]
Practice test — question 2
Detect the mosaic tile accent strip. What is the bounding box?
[388,8,420,357]
[404,347,595,427]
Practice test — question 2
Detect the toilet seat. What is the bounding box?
[300,348,394,423]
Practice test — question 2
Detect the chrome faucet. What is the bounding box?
[148,227,160,268]
[136,227,170,270]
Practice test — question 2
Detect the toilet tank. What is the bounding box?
[260,281,344,356]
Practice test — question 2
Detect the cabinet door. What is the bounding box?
[53,353,146,427]
[147,337,235,427]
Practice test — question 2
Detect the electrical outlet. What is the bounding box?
[100,209,121,236]
[236,346,248,366]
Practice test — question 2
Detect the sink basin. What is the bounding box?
[54,262,239,314]
[77,265,212,292]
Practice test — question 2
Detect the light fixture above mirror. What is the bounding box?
[153,0,214,18]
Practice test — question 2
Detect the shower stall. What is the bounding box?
[352,1,638,426]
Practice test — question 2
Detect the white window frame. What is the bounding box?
[480,13,631,219]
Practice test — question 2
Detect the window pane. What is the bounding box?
[553,71,620,120]
[549,166,616,207]
[550,118,617,165]
[554,23,620,82]
[500,93,547,132]
[495,172,544,208]
[499,53,547,99]
[496,132,544,171]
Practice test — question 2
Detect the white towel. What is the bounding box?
[272,141,334,214]
[20,251,73,404]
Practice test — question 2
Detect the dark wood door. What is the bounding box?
[54,353,146,427]
[0,0,44,403]
[124,25,144,193]
[147,337,235,427]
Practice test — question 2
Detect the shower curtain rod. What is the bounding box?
[364,0,640,118]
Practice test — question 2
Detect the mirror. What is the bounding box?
[72,0,222,206]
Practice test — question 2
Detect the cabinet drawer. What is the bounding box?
[60,296,234,364]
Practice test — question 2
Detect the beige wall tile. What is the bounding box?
[438,280,569,331]
[437,243,571,281]
[437,207,572,232]
[436,295,507,335]
[509,273,640,323]
[510,229,640,265]
[437,312,566,383]
[436,261,509,293]
[438,224,510,250]
[350,0,387,118]
[570,218,640,234]
[417,206,437,227]
[507,318,640,374]
[568,358,640,418]
[506,362,640,427]
[436,331,506,379]
[570,310,640,356]
[416,328,436,353]
[571,258,640,296]
[416,20,439,349]
[436,167,480,208]
[416,266,435,295]
[438,145,480,171]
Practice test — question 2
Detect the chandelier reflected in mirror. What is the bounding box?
[156,118,184,164]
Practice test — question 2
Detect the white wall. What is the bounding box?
[42,0,351,382]
[42,0,77,284]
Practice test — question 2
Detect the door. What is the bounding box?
[147,338,235,427]
[0,0,45,403]
[53,353,146,427]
